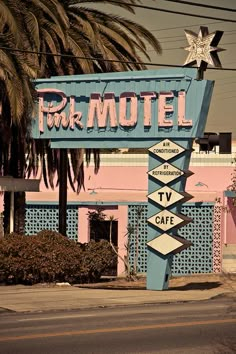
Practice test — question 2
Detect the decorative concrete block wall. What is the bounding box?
[25,201,218,276]
[25,204,78,241]
[127,202,215,275]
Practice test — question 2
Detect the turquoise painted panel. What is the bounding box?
[127,204,148,274]
[224,191,236,197]
[172,204,213,274]
[128,203,214,274]
[32,68,214,148]
[25,204,78,241]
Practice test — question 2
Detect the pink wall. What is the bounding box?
[186,167,234,192]
[26,165,234,199]
[1,164,234,247]
[226,199,236,244]
[84,166,147,192]
[25,164,236,245]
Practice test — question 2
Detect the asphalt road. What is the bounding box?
[0,297,236,354]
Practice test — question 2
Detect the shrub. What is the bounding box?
[79,239,117,283]
[0,230,116,285]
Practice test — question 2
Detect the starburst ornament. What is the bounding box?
[183,26,224,70]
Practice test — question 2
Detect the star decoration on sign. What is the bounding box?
[183,26,225,69]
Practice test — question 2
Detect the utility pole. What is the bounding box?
[59,149,68,236]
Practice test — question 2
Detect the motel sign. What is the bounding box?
[32,68,214,290]
[37,89,192,134]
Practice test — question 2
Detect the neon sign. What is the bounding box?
[37,89,192,134]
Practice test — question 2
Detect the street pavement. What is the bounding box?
[0,274,235,313]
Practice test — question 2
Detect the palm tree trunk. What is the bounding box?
[3,125,26,235]
[0,212,4,238]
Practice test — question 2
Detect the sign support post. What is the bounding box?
[147,139,193,290]
[32,68,215,290]
[59,149,68,236]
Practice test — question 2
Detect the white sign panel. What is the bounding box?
[148,139,185,161]
[147,186,185,207]
[147,233,192,255]
[148,162,184,184]
[147,210,189,232]
[147,233,183,255]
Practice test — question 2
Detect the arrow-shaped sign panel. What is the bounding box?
[147,209,192,232]
[147,233,192,255]
[148,162,193,184]
[148,162,183,184]
[148,186,192,208]
[148,139,185,161]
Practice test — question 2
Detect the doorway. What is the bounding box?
[89,208,118,276]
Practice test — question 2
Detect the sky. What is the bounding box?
[99,0,236,140]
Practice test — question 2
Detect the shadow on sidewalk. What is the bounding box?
[77,280,223,291]
[169,281,222,291]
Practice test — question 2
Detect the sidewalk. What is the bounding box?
[0,274,235,313]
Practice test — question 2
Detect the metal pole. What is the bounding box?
[10,191,14,233]
[59,149,68,236]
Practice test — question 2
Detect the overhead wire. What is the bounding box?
[108,1,236,23]
[0,45,236,71]
[155,30,236,41]
[150,21,223,32]
[146,42,235,52]
[160,0,236,13]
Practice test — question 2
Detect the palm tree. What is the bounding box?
[58,0,161,73]
[0,0,39,233]
[0,0,162,234]
[0,0,71,232]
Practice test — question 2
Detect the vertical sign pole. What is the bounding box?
[59,149,68,236]
[146,139,193,290]
[147,146,173,290]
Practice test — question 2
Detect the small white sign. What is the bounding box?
[147,233,192,255]
[147,210,191,232]
[147,233,183,255]
[147,186,185,207]
[148,139,185,161]
[148,162,184,184]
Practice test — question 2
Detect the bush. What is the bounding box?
[0,230,116,285]
[79,240,117,283]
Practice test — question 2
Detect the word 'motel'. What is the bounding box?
[38,89,192,133]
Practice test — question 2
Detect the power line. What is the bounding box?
[160,0,236,13]
[1,45,236,71]
[145,41,236,52]
[159,38,236,45]
[150,21,223,32]
[157,30,236,41]
[109,1,236,23]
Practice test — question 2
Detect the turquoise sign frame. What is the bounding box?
[33,68,213,148]
[32,68,214,290]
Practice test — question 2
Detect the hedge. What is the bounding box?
[0,230,117,285]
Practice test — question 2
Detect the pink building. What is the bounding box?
[23,143,236,276]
